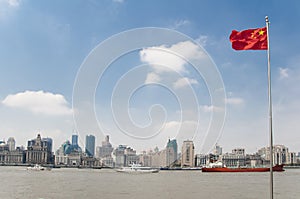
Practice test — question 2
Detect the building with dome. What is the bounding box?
[26,134,54,165]
[55,134,83,166]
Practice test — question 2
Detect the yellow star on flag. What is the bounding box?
[258,29,265,35]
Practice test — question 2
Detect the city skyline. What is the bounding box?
[0,1,300,154]
[1,133,298,156]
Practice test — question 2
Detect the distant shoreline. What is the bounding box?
[1,163,300,170]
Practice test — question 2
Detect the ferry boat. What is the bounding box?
[116,163,159,174]
[202,161,284,172]
[26,164,47,171]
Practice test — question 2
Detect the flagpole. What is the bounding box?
[265,16,274,199]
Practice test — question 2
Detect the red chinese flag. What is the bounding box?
[230,27,268,50]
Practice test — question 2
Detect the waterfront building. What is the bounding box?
[85,135,95,157]
[213,144,222,156]
[112,145,139,167]
[100,156,114,167]
[297,153,300,164]
[55,136,84,166]
[150,149,167,168]
[112,145,126,167]
[166,139,178,167]
[220,148,246,167]
[246,154,263,167]
[81,156,100,167]
[55,142,68,165]
[181,140,195,167]
[0,148,25,164]
[96,135,113,159]
[0,141,25,164]
[274,145,296,165]
[0,141,9,151]
[139,151,152,167]
[258,145,296,165]
[67,151,82,166]
[124,147,139,166]
[222,153,246,167]
[95,135,114,167]
[146,140,179,168]
[26,134,53,164]
[195,154,209,167]
[232,148,245,156]
[7,137,15,151]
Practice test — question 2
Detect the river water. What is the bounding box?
[0,166,299,199]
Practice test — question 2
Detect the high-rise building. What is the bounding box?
[96,135,114,167]
[139,151,152,167]
[213,144,222,156]
[85,135,95,157]
[42,137,53,152]
[72,134,78,147]
[181,140,195,167]
[112,145,126,167]
[166,139,178,166]
[55,136,83,166]
[96,135,113,158]
[7,137,15,151]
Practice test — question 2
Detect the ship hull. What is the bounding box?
[202,165,284,172]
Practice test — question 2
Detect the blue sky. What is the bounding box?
[0,0,299,154]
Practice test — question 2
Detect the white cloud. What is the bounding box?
[2,90,72,116]
[145,72,161,84]
[195,35,208,47]
[0,0,20,20]
[8,0,20,7]
[140,47,186,74]
[225,97,244,105]
[163,120,198,141]
[140,40,205,74]
[173,77,198,89]
[200,105,224,113]
[171,19,190,29]
[0,0,20,7]
[279,67,289,79]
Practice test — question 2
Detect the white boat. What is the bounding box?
[116,164,159,174]
[27,164,48,171]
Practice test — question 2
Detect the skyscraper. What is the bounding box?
[7,137,15,151]
[166,139,178,166]
[42,137,53,152]
[72,134,78,147]
[96,135,113,158]
[85,135,95,157]
[181,140,195,167]
[213,144,222,156]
